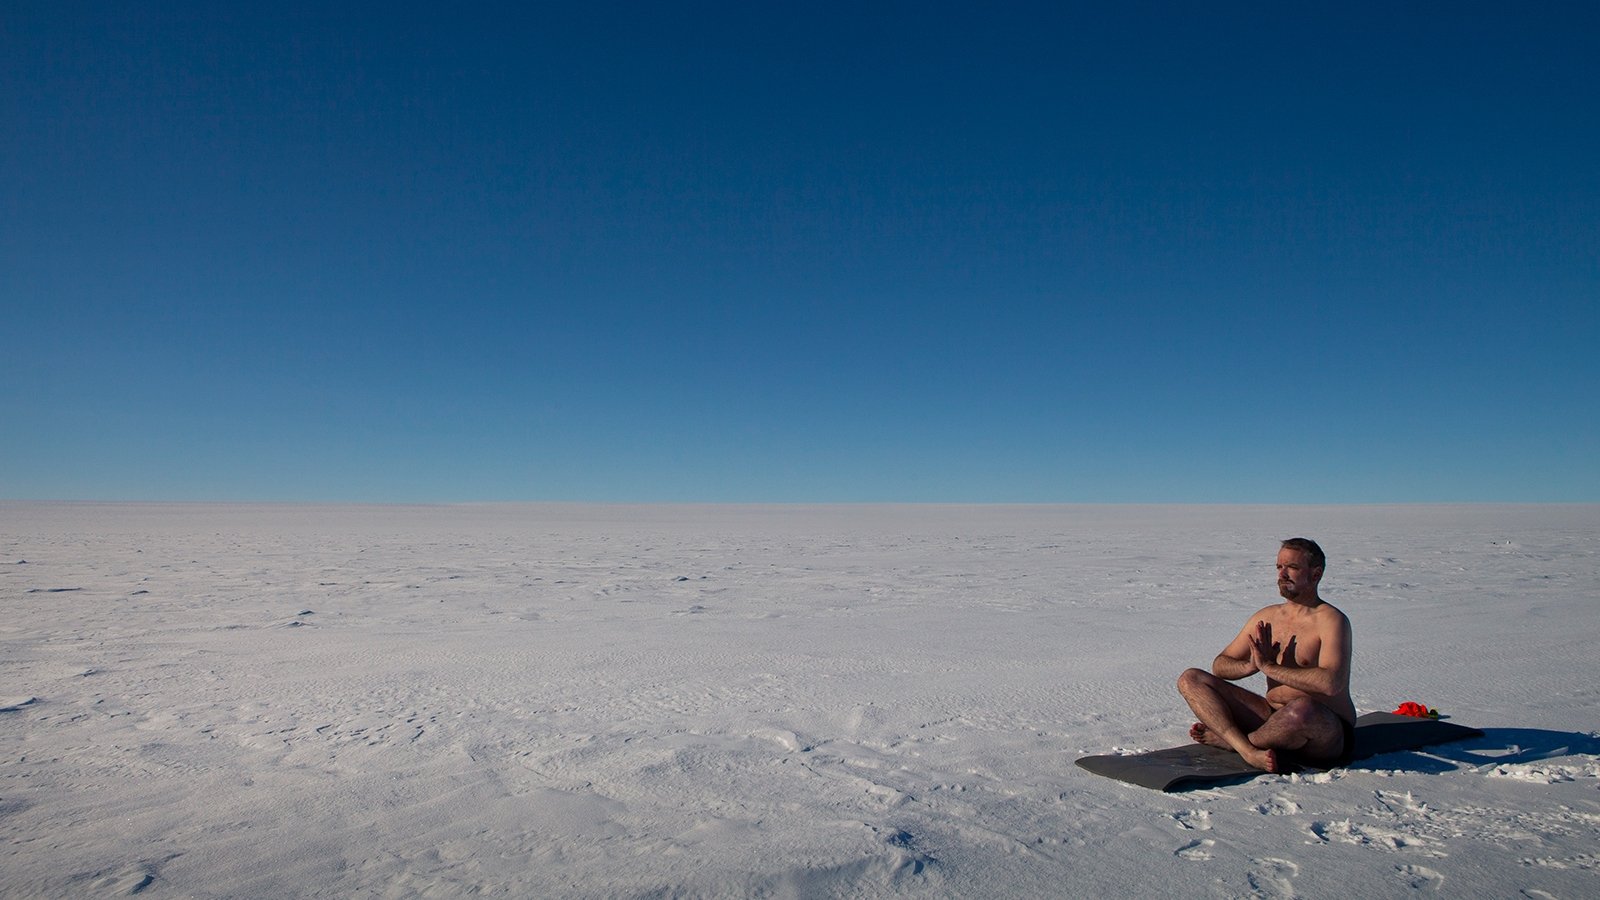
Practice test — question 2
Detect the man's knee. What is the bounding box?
[1273,697,1320,729]
[1177,667,1212,694]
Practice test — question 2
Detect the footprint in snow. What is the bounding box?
[1396,863,1445,891]
[1246,857,1300,898]
[1254,796,1301,816]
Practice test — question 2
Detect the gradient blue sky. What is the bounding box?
[4,2,1597,502]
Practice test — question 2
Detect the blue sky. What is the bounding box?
[4,2,1597,502]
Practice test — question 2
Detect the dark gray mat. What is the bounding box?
[1076,711,1485,792]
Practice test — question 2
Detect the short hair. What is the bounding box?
[1280,537,1326,570]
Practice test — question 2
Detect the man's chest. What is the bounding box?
[1270,619,1325,666]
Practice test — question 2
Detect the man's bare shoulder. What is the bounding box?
[1290,599,1352,636]
[1312,600,1351,624]
[1244,602,1292,624]
[1255,600,1350,625]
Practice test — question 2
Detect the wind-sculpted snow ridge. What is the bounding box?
[1,502,1596,897]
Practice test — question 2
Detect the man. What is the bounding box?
[1177,538,1356,773]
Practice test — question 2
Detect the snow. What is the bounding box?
[2,502,1596,897]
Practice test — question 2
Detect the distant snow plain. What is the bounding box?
[2,502,1596,898]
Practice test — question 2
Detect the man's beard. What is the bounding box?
[1278,581,1299,599]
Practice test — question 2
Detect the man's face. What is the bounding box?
[1276,548,1321,600]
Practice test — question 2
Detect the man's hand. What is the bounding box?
[1250,621,1304,674]
[1248,620,1280,669]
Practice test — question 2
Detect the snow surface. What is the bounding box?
[2,502,1596,898]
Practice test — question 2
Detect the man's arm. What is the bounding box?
[1211,615,1265,681]
[1212,652,1258,680]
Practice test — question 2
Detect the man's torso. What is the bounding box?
[1257,601,1357,725]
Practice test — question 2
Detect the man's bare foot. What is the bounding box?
[1239,746,1280,773]
[1191,723,1280,771]
[1189,722,1232,750]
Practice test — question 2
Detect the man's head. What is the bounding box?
[1277,537,1325,601]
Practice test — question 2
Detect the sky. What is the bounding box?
[3,2,1597,503]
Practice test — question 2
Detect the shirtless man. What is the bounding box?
[1177,538,1356,773]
